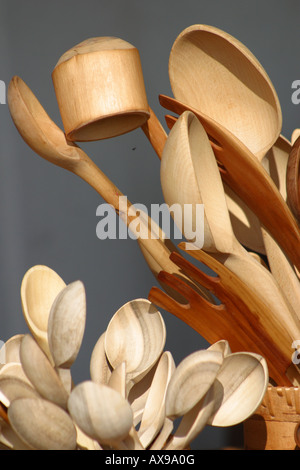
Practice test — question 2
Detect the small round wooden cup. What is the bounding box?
[243,386,300,450]
[52,37,150,142]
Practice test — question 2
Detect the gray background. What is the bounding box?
[0,0,299,450]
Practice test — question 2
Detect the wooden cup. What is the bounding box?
[243,386,300,450]
[52,37,150,141]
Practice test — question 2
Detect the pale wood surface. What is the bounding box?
[52,37,150,141]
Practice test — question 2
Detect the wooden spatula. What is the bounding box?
[148,246,300,386]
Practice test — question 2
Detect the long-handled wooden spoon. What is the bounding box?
[104,299,166,393]
[8,76,212,303]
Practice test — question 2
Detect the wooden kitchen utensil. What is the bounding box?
[20,265,66,364]
[104,299,166,393]
[19,334,69,410]
[168,24,282,160]
[159,94,300,276]
[138,351,175,448]
[8,397,77,450]
[150,349,223,450]
[67,381,134,450]
[52,37,167,158]
[160,111,300,356]
[148,247,300,386]
[165,113,300,321]
[8,76,212,303]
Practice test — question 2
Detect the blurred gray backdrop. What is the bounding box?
[0,0,299,450]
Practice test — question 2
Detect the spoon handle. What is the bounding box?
[141,107,167,159]
[150,417,174,450]
[73,150,213,302]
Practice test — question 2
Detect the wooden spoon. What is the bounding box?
[8,397,77,450]
[148,248,299,386]
[165,113,300,322]
[8,76,212,304]
[20,265,66,363]
[164,384,215,450]
[160,110,300,357]
[138,351,175,448]
[0,335,24,367]
[104,299,166,392]
[150,349,223,450]
[47,281,86,392]
[168,24,282,255]
[106,361,144,450]
[169,24,281,161]
[90,332,112,384]
[292,129,300,145]
[159,94,300,275]
[68,380,133,450]
[20,334,69,409]
[208,352,269,427]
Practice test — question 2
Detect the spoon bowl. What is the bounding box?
[169,24,282,160]
[68,380,133,449]
[208,352,269,426]
[104,299,166,391]
[151,349,223,449]
[20,265,66,362]
[8,397,77,450]
[160,110,300,365]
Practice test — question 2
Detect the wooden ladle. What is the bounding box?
[8,76,212,304]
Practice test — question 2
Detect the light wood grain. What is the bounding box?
[52,37,150,141]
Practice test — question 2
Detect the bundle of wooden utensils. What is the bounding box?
[0,265,268,450]
[5,24,300,449]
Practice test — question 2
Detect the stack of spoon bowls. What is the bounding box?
[0,267,268,450]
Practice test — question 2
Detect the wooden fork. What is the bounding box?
[148,245,300,386]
